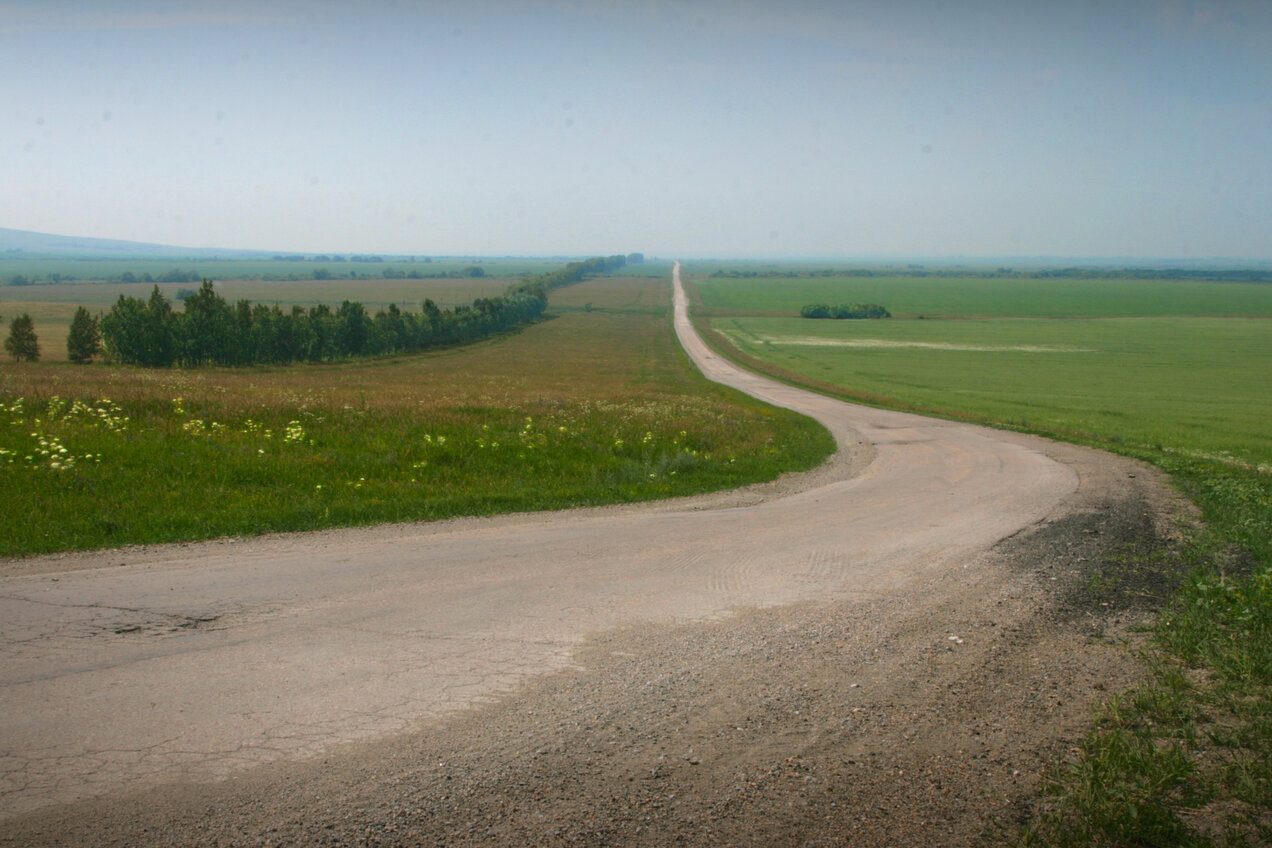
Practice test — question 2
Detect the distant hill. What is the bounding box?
[0,227,275,259]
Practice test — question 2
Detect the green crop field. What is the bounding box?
[712,315,1272,468]
[0,274,832,557]
[687,269,1272,846]
[548,269,675,313]
[692,272,1272,317]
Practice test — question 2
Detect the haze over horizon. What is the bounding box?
[5,1,1270,260]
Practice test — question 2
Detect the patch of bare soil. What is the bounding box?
[0,442,1192,848]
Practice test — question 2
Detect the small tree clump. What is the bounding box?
[800,303,890,320]
[67,306,102,363]
[4,313,40,361]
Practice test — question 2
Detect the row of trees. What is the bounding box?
[520,254,637,292]
[5,254,639,366]
[800,303,891,319]
[98,280,548,367]
[6,286,548,367]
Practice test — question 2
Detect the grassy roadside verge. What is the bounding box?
[0,277,834,558]
[683,282,1272,846]
[1022,455,1271,847]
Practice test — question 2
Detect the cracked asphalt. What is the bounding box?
[0,262,1106,832]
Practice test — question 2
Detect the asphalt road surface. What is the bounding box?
[0,262,1077,819]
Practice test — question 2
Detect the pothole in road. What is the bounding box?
[110,613,222,636]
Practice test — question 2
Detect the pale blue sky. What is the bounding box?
[4,0,1270,259]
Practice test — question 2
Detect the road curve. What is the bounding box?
[0,263,1075,818]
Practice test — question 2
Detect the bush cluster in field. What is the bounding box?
[0,388,826,557]
[799,303,890,319]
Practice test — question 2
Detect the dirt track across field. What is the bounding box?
[0,263,1185,846]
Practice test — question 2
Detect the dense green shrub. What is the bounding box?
[801,302,890,319]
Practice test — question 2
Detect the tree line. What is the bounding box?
[521,254,638,291]
[96,279,548,367]
[800,303,891,319]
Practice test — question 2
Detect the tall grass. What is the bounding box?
[0,277,833,557]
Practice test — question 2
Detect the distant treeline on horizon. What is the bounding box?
[2,252,646,286]
[708,266,1272,283]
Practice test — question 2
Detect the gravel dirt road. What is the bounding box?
[0,263,1186,846]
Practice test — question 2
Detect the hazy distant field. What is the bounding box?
[548,266,674,313]
[692,272,1272,317]
[0,256,564,283]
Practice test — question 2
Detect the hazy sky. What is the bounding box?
[4,0,1270,259]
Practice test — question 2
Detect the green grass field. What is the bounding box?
[0,274,833,557]
[687,270,1272,846]
[692,272,1272,317]
[713,315,1272,469]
